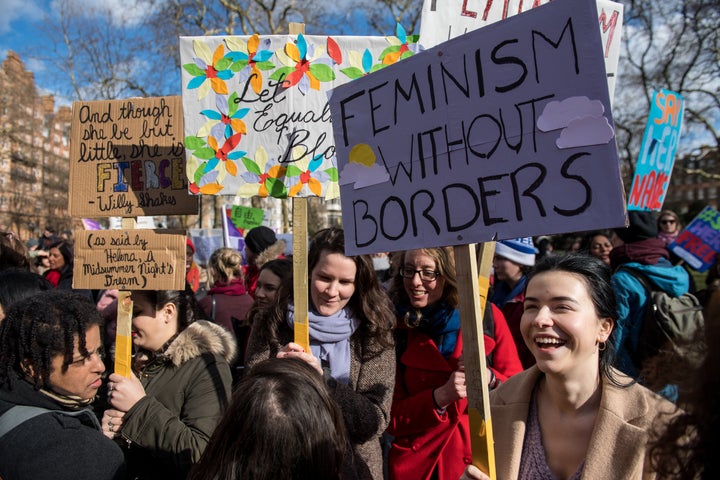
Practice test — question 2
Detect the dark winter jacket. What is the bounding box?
[0,379,125,480]
[119,320,236,480]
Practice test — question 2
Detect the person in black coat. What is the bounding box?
[0,290,125,480]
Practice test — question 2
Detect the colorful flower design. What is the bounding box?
[238,146,288,198]
[185,133,245,176]
[224,35,276,94]
[340,48,386,79]
[284,147,338,197]
[197,93,249,140]
[183,41,234,99]
[270,34,336,95]
[380,23,422,65]
[187,154,224,195]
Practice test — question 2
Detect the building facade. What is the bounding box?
[0,51,72,240]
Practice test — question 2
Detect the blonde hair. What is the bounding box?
[209,248,244,285]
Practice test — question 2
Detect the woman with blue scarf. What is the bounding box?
[386,247,522,480]
[245,228,395,480]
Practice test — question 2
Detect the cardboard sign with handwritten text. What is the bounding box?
[73,229,186,290]
[68,96,198,217]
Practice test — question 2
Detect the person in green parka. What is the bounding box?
[101,288,236,480]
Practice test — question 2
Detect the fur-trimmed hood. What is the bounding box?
[255,239,286,268]
[163,320,237,367]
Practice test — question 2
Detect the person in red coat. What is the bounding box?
[387,247,522,480]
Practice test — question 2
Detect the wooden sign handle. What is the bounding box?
[454,242,496,478]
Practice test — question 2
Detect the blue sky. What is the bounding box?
[0,0,380,104]
[0,0,49,88]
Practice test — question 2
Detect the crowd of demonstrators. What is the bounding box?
[386,246,522,480]
[102,288,235,480]
[242,226,286,297]
[0,291,126,480]
[245,227,395,480]
[190,357,347,480]
[490,237,538,369]
[1,213,717,479]
[462,254,678,480]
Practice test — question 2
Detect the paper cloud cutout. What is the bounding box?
[538,97,605,132]
[556,116,615,149]
[339,162,390,189]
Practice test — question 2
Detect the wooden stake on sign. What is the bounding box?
[288,22,311,354]
[454,242,496,479]
[114,217,137,378]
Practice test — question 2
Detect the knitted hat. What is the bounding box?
[244,226,277,254]
[495,237,538,266]
[613,211,658,244]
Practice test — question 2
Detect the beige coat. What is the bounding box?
[490,366,676,480]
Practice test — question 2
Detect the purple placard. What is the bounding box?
[329,0,626,255]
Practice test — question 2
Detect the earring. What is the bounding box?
[598,341,607,351]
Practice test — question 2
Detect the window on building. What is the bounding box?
[698,188,705,200]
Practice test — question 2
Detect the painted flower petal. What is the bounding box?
[215,95,229,115]
[210,123,225,140]
[362,48,373,73]
[211,44,225,65]
[210,77,229,94]
[297,34,307,59]
[308,177,323,196]
[193,39,213,64]
[327,36,342,64]
[197,80,211,99]
[201,109,223,120]
[187,76,207,90]
[396,23,407,44]
[225,37,247,53]
[230,118,247,134]
[248,34,260,54]
[285,42,301,63]
[254,50,273,62]
[203,157,220,173]
[226,160,238,176]
[288,182,304,197]
[241,172,260,183]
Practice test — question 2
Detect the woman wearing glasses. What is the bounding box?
[245,228,396,480]
[657,210,682,246]
[386,247,522,480]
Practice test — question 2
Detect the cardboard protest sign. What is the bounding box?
[418,0,623,101]
[73,229,186,290]
[669,206,720,272]
[179,31,421,198]
[627,89,685,211]
[329,0,626,255]
[68,96,199,217]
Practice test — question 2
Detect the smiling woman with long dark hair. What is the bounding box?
[245,227,395,480]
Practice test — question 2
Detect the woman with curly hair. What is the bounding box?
[245,227,395,480]
[102,288,236,480]
[0,291,125,479]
